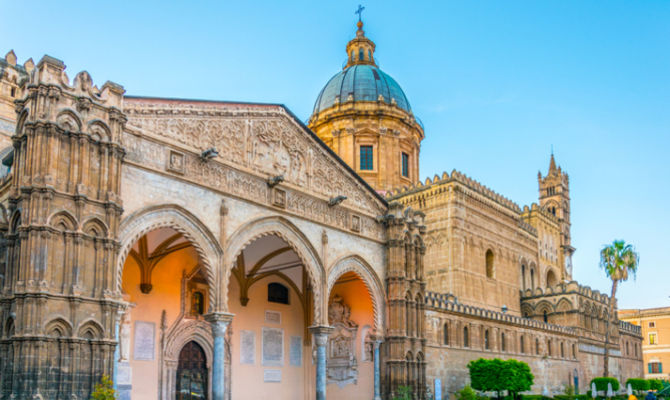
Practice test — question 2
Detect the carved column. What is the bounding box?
[206,312,234,400]
[310,325,334,400]
[374,338,383,400]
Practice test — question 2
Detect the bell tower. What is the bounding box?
[538,153,575,278]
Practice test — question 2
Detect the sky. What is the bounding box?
[1,0,668,310]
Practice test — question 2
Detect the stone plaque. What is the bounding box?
[290,336,302,366]
[116,361,132,385]
[262,327,284,366]
[263,369,282,383]
[240,330,255,365]
[133,321,155,361]
[265,310,281,324]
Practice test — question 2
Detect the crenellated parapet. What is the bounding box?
[387,169,522,214]
[425,290,577,336]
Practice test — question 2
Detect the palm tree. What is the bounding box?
[600,239,639,377]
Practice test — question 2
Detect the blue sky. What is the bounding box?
[2,0,668,310]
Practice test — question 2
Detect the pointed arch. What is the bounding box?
[224,215,325,324]
[45,317,73,337]
[117,204,223,310]
[48,210,78,232]
[327,255,385,331]
[55,108,83,132]
[81,216,109,238]
[77,319,104,340]
[87,119,111,141]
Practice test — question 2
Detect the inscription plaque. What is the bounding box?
[240,330,255,364]
[265,310,281,324]
[290,336,302,366]
[262,327,284,366]
[133,321,155,361]
[263,369,282,383]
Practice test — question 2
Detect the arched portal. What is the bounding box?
[119,226,221,400]
[227,233,316,400]
[326,269,378,399]
[177,341,208,400]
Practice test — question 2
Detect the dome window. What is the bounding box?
[359,48,364,61]
[401,152,409,178]
[360,145,373,170]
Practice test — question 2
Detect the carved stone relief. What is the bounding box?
[327,295,358,387]
[123,102,384,216]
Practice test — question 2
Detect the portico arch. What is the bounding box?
[327,255,385,332]
[117,204,223,309]
[224,216,325,324]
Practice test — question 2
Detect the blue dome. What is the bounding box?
[313,65,412,114]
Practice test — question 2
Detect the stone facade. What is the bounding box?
[0,15,644,400]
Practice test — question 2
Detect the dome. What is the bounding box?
[312,64,412,114]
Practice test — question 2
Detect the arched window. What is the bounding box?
[443,323,449,345]
[501,333,506,352]
[351,50,354,61]
[530,268,535,289]
[535,338,540,355]
[521,264,526,290]
[359,48,364,61]
[543,310,548,323]
[626,342,629,356]
[368,49,372,60]
[520,336,525,354]
[572,343,577,359]
[484,329,490,350]
[191,291,205,315]
[485,250,494,278]
[561,342,565,358]
[546,269,558,287]
[463,326,469,348]
[268,282,289,304]
[547,339,552,356]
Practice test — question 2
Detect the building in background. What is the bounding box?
[620,307,670,379]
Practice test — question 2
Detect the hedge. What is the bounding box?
[590,377,620,392]
[649,379,663,391]
[626,379,650,392]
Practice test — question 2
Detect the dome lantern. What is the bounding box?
[345,20,377,68]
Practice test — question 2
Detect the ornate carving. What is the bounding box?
[123,101,385,216]
[327,295,359,387]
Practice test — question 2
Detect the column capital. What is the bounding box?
[309,325,334,346]
[205,312,234,336]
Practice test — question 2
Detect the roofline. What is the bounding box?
[124,95,388,207]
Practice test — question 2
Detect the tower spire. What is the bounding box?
[549,153,557,175]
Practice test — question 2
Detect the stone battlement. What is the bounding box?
[387,169,522,213]
[425,291,577,336]
[521,280,610,306]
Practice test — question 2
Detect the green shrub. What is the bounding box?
[90,375,115,400]
[468,358,534,399]
[456,385,478,400]
[591,377,620,392]
[393,386,413,400]
[555,395,589,400]
[520,395,552,400]
[626,379,650,392]
[649,379,663,391]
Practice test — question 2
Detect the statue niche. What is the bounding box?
[327,295,358,387]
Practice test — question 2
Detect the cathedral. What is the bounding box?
[0,17,642,400]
